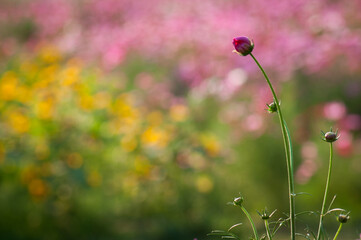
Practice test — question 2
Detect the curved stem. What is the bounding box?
[241,206,259,240]
[316,143,334,240]
[332,223,342,240]
[264,220,272,240]
[250,53,296,240]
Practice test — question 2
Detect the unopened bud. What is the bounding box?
[233,36,254,56]
[337,214,350,223]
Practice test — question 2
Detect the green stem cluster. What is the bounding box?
[316,143,334,240]
[250,53,296,240]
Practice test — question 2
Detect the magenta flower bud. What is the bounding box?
[233,36,254,56]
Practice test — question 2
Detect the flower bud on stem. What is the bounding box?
[316,142,334,240]
[249,52,296,240]
[234,36,295,239]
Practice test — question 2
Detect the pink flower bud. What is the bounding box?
[232,36,254,56]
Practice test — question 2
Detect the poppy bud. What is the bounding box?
[233,37,254,56]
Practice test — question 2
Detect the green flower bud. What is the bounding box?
[266,102,278,113]
[337,214,350,223]
[257,208,277,220]
[233,196,244,206]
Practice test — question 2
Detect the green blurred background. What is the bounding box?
[0,0,360,239]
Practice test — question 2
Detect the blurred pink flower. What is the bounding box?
[335,130,353,157]
[1,0,361,85]
[323,101,346,121]
[296,142,318,184]
[296,158,317,184]
[340,114,361,131]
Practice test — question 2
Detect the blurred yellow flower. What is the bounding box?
[16,86,33,104]
[113,94,135,118]
[170,104,189,122]
[200,134,221,157]
[141,126,169,148]
[196,175,214,193]
[78,94,94,111]
[0,71,18,101]
[61,66,80,86]
[36,98,55,120]
[147,111,163,126]
[8,111,30,134]
[34,65,58,89]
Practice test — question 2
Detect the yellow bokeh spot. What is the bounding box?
[146,111,163,126]
[78,94,94,111]
[66,152,83,169]
[8,111,30,134]
[196,175,214,193]
[34,65,58,88]
[121,135,138,153]
[200,134,221,157]
[170,104,189,122]
[87,170,102,187]
[0,71,18,101]
[61,66,80,86]
[141,126,169,148]
[16,86,32,104]
[36,98,55,120]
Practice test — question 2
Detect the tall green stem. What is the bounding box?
[241,206,259,240]
[332,223,342,240]
[316,143,334,240]
[250,53,296,240]
[264,220,272,240]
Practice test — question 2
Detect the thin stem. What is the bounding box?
[264,220,272,240]
[316,143,334,240]
[332,223,343,240]
[241,206,259,240]
[250,53,296,240]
